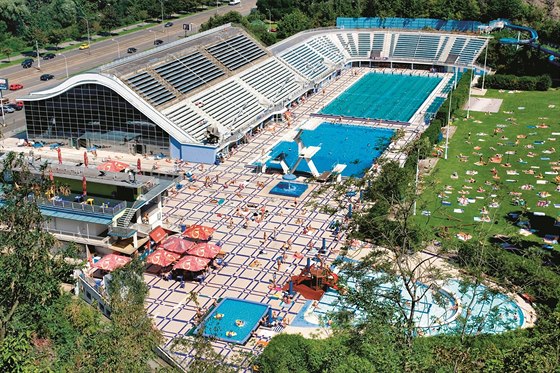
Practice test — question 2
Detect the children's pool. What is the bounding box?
[265,122,394,178]
[199,298,269,344]
[269,181,309,197]
[292,275,524,337]
[319,72,442,122]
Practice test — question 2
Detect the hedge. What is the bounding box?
[477,74,551,91]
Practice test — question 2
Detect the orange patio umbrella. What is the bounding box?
[84,151,88,168]
[137,158,142,174]
[93,254,131,271]
[160,235,196,254]
[173,255,210,272]
[97,160,129,172]
[146,249,181,267]
[182,224,215,241]
[57,147,62,164]
[187,242,221,259]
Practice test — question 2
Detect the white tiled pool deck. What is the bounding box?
[149,120,351,369]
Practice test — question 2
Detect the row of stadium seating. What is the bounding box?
[161,57,304,142]
[278,31,486,80]
[126,33,266,107]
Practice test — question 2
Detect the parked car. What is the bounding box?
[9,83,23,91]
[43,53,56,60]
[127,47,137,53]
[21,58,34,68]
[154,39,164,46]
[164,22,174,27]
[229,0,240,5]
[79,43,90,50]
[0,106,15,114]
[40,74,54,81]
[4,103,23,111]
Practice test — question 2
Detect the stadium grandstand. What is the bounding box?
[20,19,488,163]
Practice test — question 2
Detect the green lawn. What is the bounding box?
[416,88,560,247]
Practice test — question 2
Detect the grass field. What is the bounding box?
[416,88,560,248]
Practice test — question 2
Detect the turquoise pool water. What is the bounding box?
[320,72,442,122]
[266,123,394,177]
[199,298,269,344]
[292,275,523,336]
[269,181,308,197]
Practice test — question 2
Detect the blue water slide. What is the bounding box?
[490,19,559,66]
[499,21,539,44]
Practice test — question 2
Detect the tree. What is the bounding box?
[91,258,162,371]
[277,9,311,39]
[0,153,76,343]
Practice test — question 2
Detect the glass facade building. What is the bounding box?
[25,84,170,156]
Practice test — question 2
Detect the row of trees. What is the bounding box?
[0,153,163,371]
[256,0,560,41]
[0,0,209,58]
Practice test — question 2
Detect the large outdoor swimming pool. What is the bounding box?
[292,275,524,337]
[266,122,394,177]
[199,298,269,344]
[319,72,442,122]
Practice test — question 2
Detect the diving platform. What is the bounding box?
[317,163,347,182]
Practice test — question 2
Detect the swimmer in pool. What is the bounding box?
[226,331,237,337]
[235,319,245,327]
[214,313,224,320]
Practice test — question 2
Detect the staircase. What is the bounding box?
[116,207,135,228]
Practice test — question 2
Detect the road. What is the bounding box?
[0,1,257,137]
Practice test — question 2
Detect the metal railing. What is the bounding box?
[37,197,127,216]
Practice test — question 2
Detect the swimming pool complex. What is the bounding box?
[199,298,269,344]
[293,276,524,337]
[319,72,442,122]
[266,122,394,177]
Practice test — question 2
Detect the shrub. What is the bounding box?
[478,74,551,91]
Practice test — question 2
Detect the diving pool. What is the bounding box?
[199,298,269,344]
[266,122,394,177]
[319,72,442,122]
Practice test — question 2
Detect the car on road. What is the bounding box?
[40,74,54,81]
[229,0,241,5]
[9,83,23,91]
[43,53,56,60]
[164,22,174,27]
[4,103,23,111]
[79,43,90,50]
[127,47,138,53]
[21,58,34,68]
[154,39,164,46]
[0,106,15,114]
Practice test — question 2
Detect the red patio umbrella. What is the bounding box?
[84,151,88,168]
[97,160,129,173]
[57,147,62,164]
[160,235,196,254]
[137,158,142,174]
[82,174,87,196]
[173,255,210,272]
[187,242,221,259]
[93,254,131,271]
[182,225,215,241]
[146,249,181,267]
